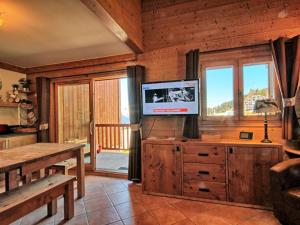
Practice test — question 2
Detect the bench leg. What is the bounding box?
[64,182,74,220]
[63,167,68,175]
[5,170,19,191]
[36,169,45,178]
[22,173,32,184]
[45,167,52,176]
[47,199,57,216]
[77,147,85,198]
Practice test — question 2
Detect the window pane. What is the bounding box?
[243,63,274,116]
[206,66,234,116]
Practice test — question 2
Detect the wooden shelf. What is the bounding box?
[0,102,19,108]
[18,90,35,95]
[0,102,33,108]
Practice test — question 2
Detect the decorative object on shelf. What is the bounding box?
[19,101,37,127]
[12,84,19,94]
[254,99,281,143]
[18,78,31,92]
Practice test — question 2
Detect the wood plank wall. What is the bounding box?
[139,0,300,140]
[57,84,90,143]
[141,45,283,141]
[142,0,300,52]
[94,79,120,124]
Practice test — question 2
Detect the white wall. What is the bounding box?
[0,69,26,125]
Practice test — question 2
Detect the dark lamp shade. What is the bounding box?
[253,99,281,114]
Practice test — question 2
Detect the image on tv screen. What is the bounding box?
[141,79,199,116]
[145,87,195,103]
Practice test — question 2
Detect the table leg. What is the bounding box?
[47,199,57,216]
[22,173,32,184]
[5,169,19,191]
[76,147,85,198]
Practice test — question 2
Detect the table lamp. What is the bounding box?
[253,99,280,143]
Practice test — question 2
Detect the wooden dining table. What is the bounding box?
[0,143,85,198]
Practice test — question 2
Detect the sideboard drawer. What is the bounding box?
[183,180,226,201]
[183,145,225,164]
[184,163,226,183]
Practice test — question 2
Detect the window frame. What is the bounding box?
[200,57,281,121]
[201,60,239,121]
[238,57,281,121]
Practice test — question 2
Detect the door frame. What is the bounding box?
[52,79,96,171]
[92,73,128,176]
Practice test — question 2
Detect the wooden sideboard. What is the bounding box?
[0,133,37,149]
[142,139,282,208]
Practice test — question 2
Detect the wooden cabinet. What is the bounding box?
[183,144,227,201]
[228,146,280,206]
[142,140,282,208]
[142,143,182,195]
[0,134,37,149]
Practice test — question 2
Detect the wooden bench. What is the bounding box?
[0,174,76,225]
[46,159,77,175]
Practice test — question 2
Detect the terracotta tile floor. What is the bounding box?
[10,176,282,225]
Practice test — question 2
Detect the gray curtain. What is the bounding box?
[183,49,199,139]
[127,65,145,181]
[271,36,300,140]
[36,77,50,142]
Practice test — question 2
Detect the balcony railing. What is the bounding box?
[95,124,131,150]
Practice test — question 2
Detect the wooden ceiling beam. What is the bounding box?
[26,53,136,74]
[0,62,27,74]
[80,0,143,54]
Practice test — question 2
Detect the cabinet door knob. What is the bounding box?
[198,153,209,157]
[198,171,209,175]
[198,188,210,192]
[176,146,181,152]
[229,148,234,154]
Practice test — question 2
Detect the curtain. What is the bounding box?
[127,65,145,181]
[183,49,199,139]
[36,77,51,142]
[270,36,300,140]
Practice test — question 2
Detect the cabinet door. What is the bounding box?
[8,134,37,149]
[228,147,280,206]
[143,143,182,195]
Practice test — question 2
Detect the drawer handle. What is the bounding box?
[198,188,210,192]
[198,153,209,157]
[198,171,209,175]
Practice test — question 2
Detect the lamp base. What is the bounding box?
[261,139,272,143]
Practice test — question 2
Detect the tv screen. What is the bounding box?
[141,79,199,116]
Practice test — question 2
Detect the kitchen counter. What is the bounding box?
[0,132,36,138]
[0,133,37,149]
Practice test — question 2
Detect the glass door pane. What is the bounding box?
[57,82,92,166]
[94,77,130,174]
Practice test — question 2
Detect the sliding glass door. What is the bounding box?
[93,77,130,174]
[55,80,95,170]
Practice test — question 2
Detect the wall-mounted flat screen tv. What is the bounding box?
[141,79,199,116]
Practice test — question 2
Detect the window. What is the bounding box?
[242,63,275,116]
[201,58,278,120]
[206,66,234,116]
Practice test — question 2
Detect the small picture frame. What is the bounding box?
[240,132,253,140]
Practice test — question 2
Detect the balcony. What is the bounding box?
[95,123,130,173]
